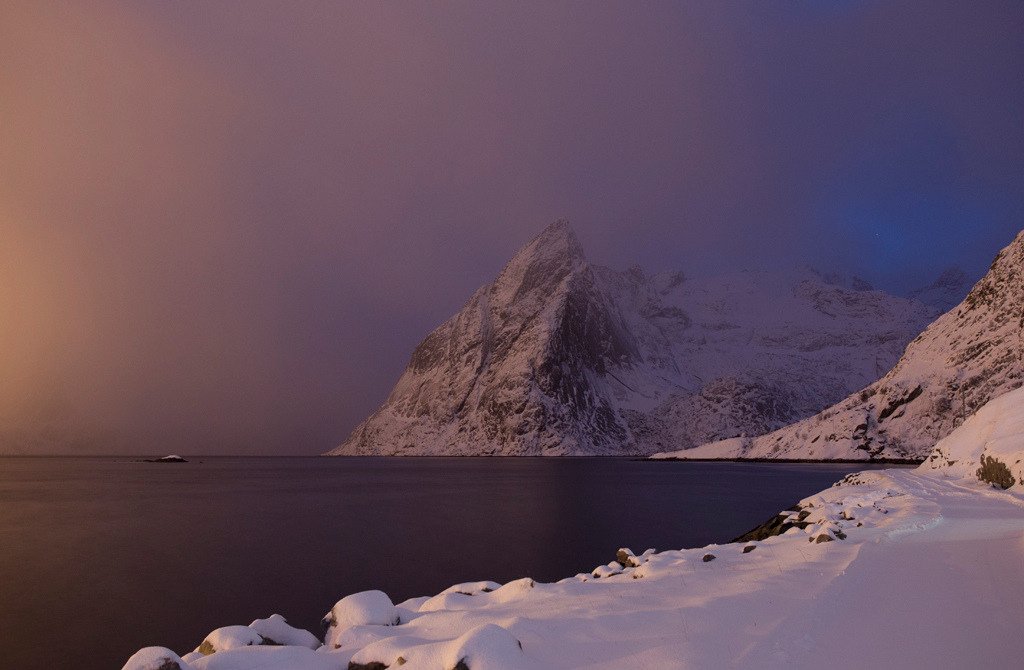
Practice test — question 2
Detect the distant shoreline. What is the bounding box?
[645,456,924,465]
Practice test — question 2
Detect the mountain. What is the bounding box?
[909,266,973,314]
[327,220,934,456]
[667,229,1024,461]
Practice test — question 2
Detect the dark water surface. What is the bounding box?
[0,457,897,669]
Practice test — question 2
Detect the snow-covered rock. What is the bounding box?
[920,385,1024,489]
[670,228,1024,461]
[195,626,264,655]
[190,646,341,670]
[323,590,399,648]
[328,220,933,456]
[348,622,530,670]
[248,614,319,649]
[122,647,192,670]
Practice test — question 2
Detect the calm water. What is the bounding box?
[0,457,896,669]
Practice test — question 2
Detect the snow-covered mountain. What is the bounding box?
[668,229,1024,461]
[909,266,974,313]
[328,220,934,456]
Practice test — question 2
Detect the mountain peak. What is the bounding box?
[490,220,588,303]
[524,218,583,258]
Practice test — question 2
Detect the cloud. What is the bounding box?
[1,1,1021,453]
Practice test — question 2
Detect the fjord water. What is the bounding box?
[0,457,891,670]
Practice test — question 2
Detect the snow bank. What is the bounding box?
[348,623,531,670]
[920,385,1024,489]
[123,647,190,670]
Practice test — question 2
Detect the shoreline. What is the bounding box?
[643,456,924,465]
[125,465,1024,669]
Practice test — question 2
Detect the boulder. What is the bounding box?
[322,590,399,648]
[196,626,263,655]
[122,647,191,670]
[248,614,319,649]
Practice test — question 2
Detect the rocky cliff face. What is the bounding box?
[331,221,639,455]
[328,220,936,455]
[684,229,1024,461]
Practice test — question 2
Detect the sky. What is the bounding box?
[1,1,1022,454]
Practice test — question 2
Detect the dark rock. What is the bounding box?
[742,545,756,554]
[615,548,642,567]
[349,663,389,670]
[732,505,810,543]
[702,553,716,562]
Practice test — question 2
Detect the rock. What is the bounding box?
[732,505,811,543]
[742,545,756,554]
[248,614,319,649]
[441,624,527,670]
[122,647,189,670]
[196,625,264,655]
[702,553,716,562]
[811,533,834,544]
[190,646,341,669]
[323,590,399,648]
[592,562,623,578]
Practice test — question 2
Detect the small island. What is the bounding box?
[144,455,188,463]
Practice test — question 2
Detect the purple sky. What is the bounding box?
[1,1,1022,454]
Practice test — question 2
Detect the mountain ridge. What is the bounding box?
[663,229,1024,461]
[328,220,939,456]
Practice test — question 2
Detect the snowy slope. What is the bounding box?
[920,385,1024,489]
[664,229,1024,461]
[329,221,932,455]
[127,390,1024,669]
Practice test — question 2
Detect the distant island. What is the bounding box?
[143,455,188,463]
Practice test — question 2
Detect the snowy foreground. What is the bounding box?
[126,390,1024,670]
